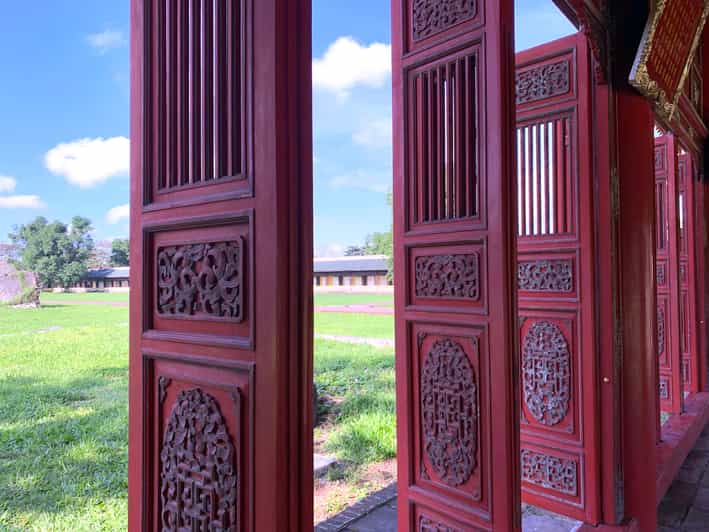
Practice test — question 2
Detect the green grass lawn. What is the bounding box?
[39,291,391,306]
[0,304,129,531]
[314,340,395,468]
[315,312,394,339]
[0,294,394,529]
[314,293,393,307]
[40,292,130,303]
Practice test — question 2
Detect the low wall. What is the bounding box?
[50,287,130,294]
[314,286,393,295]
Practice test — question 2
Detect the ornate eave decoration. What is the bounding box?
[629,0,709,123]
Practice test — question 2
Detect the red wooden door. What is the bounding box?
[677,152,700,393]
[392,0,519,530]
[514,33,600,524]
[128,1,313,530]
[655,134,684,414]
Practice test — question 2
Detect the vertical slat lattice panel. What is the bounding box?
[516,116,573,238]
[411,53,478,225]
[145,0,246,201]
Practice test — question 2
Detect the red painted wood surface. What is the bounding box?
[694,181,707,393]
[677,152,700,394]
[392,0,519,529]
[129,1,313,530]
[515,33,600,524]
[655,134,684,414]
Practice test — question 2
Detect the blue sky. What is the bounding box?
[0,0,574,256]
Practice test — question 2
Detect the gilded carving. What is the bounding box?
[521,449,577,496]
[161,388,238,531]
[522,321,571,426]
[412,0,477,41]
[158,240,243,320]
[421,338,477,486]
[629,0,709,123]
[516,60,570,104]
[518,260,573,292]
[415,253,480,300]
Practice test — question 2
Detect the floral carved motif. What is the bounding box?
[412,0,477,42]
[680,263,688,284]
[161,388,238,531]
[415,253,480,300]
[655,147,665,171]
[516,60,570,104]
[158,240,243,321]
[657,264,666,286]
[419,516,459,532]
[657,305,666,356]
[158,376,172,404]
[521,449,577,496]
[421,338,477,486]
[522,321,571,426]
[518,260,573,292]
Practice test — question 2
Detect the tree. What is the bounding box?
[111,239,130,266]
[344,245,365,256]
[9,216,94,288]
[364,191,393,282]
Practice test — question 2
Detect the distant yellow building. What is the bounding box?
[314,255,390,289]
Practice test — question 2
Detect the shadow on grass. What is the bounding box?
[0,372,128,519]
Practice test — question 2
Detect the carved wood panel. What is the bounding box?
[654,134,684,414]
[160,388,238,531]
[412,0,477,42]
[515,34,598,522]
[395,0,517,527]
[677,152,699,393]
[407,242,486,315]
[412,326,485,507]
[515,60,570,105]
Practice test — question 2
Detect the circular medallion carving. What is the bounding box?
[421,338,477,486]
[522,321,571,426]
[160,388,237,531]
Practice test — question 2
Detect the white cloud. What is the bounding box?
[45,137,130,188]
[0,176,17,193]
[315,243,347,258]
[353,119,392,148]
[87,30,127,54]
[313,37,391,99]
[329,170,391,193]
[106,203,130,224]
[0,195,45,209]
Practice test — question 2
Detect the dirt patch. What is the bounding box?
[313,458,397,524]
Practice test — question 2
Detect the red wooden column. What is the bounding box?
[609,0,658,527]
[128,1,313,530]
[392,0,519,530]
[655,134,684,414]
